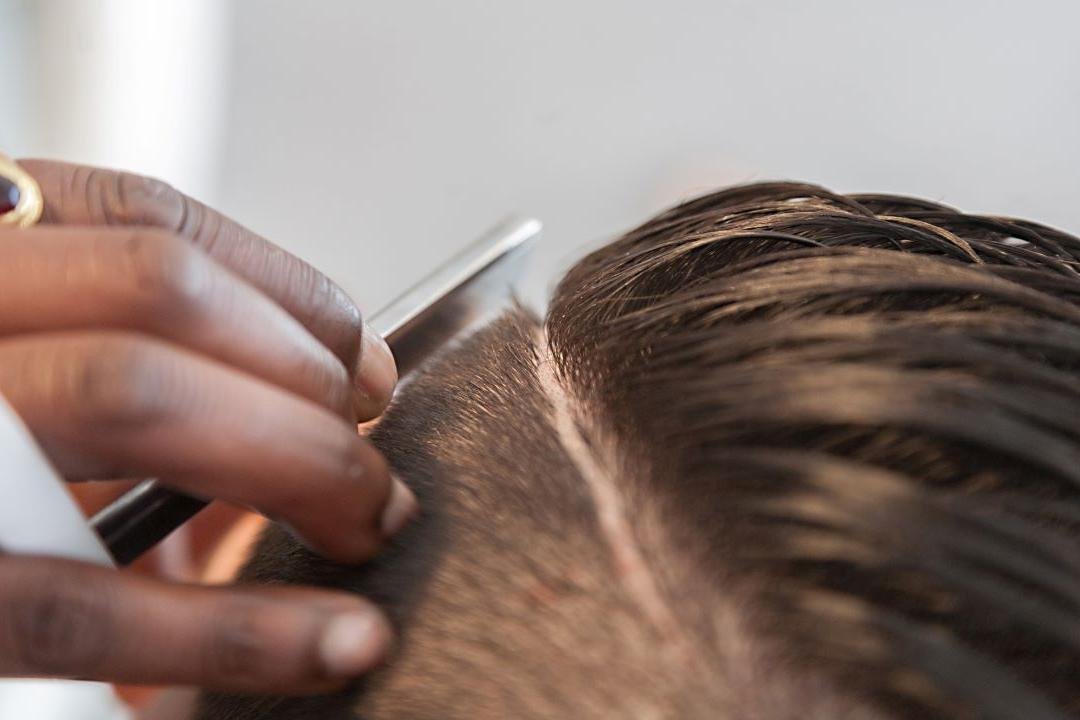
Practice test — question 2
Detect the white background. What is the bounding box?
[4,0,1079,311]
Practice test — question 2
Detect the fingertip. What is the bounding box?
[284,519,382,566]
[380,476,419,538]
[204,589,392,692]
[284,438,402,564]
[354,322,397,420]
[318,610,393,678]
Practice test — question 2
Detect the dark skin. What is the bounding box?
[0,161,418,698]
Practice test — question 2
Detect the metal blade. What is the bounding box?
[371,215,540,378]
[90,215,540,564]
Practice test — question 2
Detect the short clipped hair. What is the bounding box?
[200,183,1080,719]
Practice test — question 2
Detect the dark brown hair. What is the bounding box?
[200,183,1080,719]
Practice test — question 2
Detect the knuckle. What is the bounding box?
[2,565,113,675]
[121,230,211,320]
[72,336,175,428]
[306,272,364,368]
[290,339,354,410]
[111,171,187,230]
[297,355,352,418]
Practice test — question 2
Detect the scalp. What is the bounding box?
[197,310,707,719]
[200,182,1080,719]
[199,307,866,719]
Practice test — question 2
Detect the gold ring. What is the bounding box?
[0,152,43,228]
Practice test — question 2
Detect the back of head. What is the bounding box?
[199,183,1080,719]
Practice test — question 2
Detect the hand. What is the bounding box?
[0,160,417,694]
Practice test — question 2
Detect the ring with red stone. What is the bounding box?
[0,152,43,228]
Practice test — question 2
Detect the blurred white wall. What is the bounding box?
[0,3,30,152]
[5,0,1080,312]
[2,0,228,201]
[219,0,1080,310]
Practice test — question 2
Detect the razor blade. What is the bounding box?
[90,217,541,565]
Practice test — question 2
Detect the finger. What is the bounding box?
[19,159,396,420]
[0,227,353,418]
[0,331,418,563]
[0,555,392,693]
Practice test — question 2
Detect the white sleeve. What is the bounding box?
[0,679,132,720]
[0,393,113,564]
[0,394,132,718]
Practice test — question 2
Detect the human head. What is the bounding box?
[199,183,1080,719]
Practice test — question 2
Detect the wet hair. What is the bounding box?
[199,183,1080,719]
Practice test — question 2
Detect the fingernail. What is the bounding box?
[319,611,391,677]
[380,476,419,537]
[355,322,398,417]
